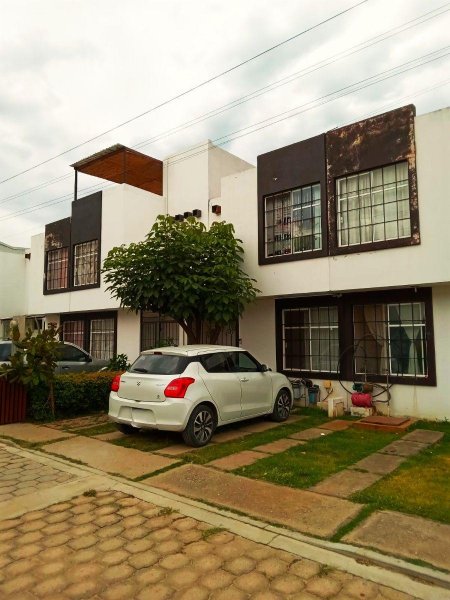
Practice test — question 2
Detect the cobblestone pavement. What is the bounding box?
[0,490,417,600]
[0,448,75,503]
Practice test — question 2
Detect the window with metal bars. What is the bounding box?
[46,247,69,290]
[61,313,116,360]
[73,240,99,287]
[353,302,427,378]
[336,162,411,247]
[265,184,321,258]
[282,306,339,373]
[277,290,434,385]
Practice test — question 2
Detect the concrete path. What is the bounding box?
[147,463,362,538]
[41,435,180,479]
[1,441,448,600]
[0,422,74,443]
[344,510,450,571]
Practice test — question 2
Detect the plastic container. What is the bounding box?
[308,385,320,405]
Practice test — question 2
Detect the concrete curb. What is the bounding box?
[1,441,449,600]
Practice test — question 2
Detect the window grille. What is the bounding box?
[46,247,68,290]
[354,302,427,378]
[282,306,339,373]
[73,240,99,286]
[90,318,115,360]
[337,162,411,247]
[265,184,321,257]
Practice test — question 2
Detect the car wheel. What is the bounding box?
[271,389,292,422]
[182,404,216,447]
[117,423,138,435]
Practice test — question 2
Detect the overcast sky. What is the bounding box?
[1,0,449,247]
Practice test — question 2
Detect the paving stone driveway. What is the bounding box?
[0,489,417,600]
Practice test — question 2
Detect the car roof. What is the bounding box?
[141,345,243,357]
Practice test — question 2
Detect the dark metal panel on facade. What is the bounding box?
[71,191,102,247]
[326,104,419,252]
[257,134,327,264]
[44,217,71,251]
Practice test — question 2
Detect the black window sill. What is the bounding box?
[281,371,436,387]
[44,282,100,295]
[259,247,327,265]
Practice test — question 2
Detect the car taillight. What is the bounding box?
[164,377,195,398]
[111,375,121,392]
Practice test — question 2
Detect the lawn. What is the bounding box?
[234,428,398,489]
[184,408,331,464]
[352,420,450,524]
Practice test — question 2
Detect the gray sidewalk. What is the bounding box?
[1,440,449,599]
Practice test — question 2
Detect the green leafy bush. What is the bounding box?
[28,371,123,421]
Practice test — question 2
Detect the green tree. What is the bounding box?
[103,216,258,344]
[0,324,60,417]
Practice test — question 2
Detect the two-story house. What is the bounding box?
[13,142,252,363]
[224,104,450,420]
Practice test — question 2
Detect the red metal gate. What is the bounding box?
[0,378,27,425]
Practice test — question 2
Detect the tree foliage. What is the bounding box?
[103,216,259,343]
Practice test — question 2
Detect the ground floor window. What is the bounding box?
[61,312,116,360]
[140,312,239,351]
[276,288,435,385]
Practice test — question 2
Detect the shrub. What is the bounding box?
[28,371,123,421]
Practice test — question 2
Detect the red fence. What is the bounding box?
[0,378,27,425]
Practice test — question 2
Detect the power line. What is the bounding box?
[0,0,370,186]
[1,51,448,224]
[2,2,446,208]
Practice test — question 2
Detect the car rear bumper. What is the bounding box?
[108,392,191,432]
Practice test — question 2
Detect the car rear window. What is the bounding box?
[0,343,12,361]
[130,354,190,375]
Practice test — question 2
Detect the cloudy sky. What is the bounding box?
[1,0,449,247]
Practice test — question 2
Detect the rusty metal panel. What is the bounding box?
[326,105,419,252]
[44,217,71,251]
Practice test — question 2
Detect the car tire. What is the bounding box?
[182,404,216,447]
[271,389,292,422]
[117,423,138,435]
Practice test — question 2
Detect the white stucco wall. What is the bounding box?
[0,243,28,319]
[116,309,141,364]
[223,108,450,297]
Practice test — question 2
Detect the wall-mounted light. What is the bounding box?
[211,205,221,215]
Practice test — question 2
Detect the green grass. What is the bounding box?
[111,429,181,452]
[70,422,118,437]
[352,420,450,524]
[234,428,399,489]
[183,408,330,465]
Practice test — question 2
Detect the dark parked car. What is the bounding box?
[0,340,109,374]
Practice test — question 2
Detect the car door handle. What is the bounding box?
[240,377,249,382]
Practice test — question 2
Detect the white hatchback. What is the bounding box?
[109,345,293,447]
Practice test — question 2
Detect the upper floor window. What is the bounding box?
[337,162,410,247]
[265,184,321,258]
[46,248,68,291]
[73,240,99,287]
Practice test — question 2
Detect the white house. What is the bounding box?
[5,142,252,362]
[224,105,450,421]
[0,241,29,339]
[1,104,449,420]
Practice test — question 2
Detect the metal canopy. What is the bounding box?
[71,144,163,196]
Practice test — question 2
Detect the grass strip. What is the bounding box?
[352,423,450,524]
[234,428,398,489]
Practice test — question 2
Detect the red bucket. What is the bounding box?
[351,392,373,407]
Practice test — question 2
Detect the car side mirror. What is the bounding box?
[260,364,271,372]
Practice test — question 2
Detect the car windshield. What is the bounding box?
[130,354,189,375]
[0,343,12,361]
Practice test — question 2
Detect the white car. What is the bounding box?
[109,345,293,447]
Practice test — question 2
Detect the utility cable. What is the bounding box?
[0,0,369,186]
[1,2,447,208]
[0,51,448,223]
